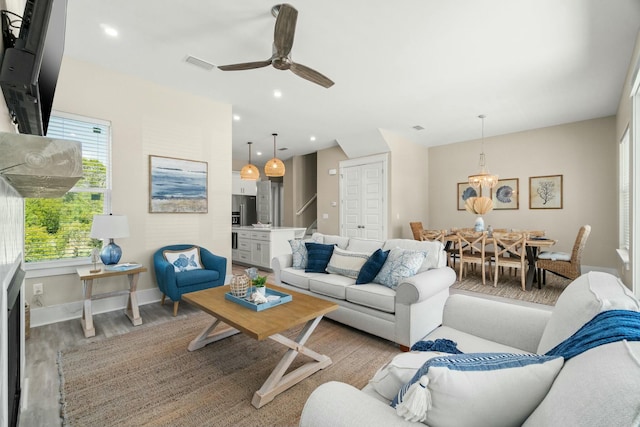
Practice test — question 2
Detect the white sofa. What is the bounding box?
[272,233,457,348]
[299,272,640,427]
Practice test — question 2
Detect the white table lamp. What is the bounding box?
[90,214,130,265]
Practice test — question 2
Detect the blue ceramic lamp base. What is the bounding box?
[100,239,122,265]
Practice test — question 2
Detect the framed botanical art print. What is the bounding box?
[149,155,208,213]
[457,182,481,211]
[491,178,519,210]
[529,174,563,209]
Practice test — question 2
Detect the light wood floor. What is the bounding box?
[20,264,273,427]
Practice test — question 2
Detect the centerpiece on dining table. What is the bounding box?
[464,196,493,231]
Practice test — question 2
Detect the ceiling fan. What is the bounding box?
[217,3,334,88]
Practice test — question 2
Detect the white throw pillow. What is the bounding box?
[369,351,445,401]
[373,247,427,289]
[289,239,308,269]
[383,239,444,271]
[537,251,571,261]
[163,247,203,273]
[392,353,564,427]
[537,271,640,354]
[524,341,640,427]
[325,247,370,279]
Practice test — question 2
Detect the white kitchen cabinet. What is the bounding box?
[231,227,306,270]
[232,171,257,196]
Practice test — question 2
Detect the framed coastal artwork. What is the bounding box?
[149,155,208,213]
[457,182,481,211]
[529,174,563,209]
[491,178,519,210]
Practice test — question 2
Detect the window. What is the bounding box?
[25,112,111,264]
[620,127,630,251]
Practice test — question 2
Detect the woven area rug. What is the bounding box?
[451,268,570,306]
[58,314,399,427]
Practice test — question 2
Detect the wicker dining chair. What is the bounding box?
[456,230,492,285]
[409,222,425,241]
[536,225,591,284]
[492,231,528,290]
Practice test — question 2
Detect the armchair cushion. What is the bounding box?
[163,246,203,272]
[175,269,220,288]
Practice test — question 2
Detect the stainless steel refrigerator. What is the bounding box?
[232,195,257,226]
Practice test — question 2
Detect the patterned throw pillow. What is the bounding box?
[305,242,335,273]
[373,247,427,289]
[289,239,308,269]
[326,247,370,279]
[163,247,203,273]
[392,353,564,426]
[356,248,390,284]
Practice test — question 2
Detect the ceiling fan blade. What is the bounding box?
[273,4,298,57]
[218,60,272,71]
[290,62,334,88]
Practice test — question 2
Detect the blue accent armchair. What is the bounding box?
[153,244,227,316]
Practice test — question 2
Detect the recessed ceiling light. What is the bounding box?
[310,136,316,142]
[233,114,240,121]
[273,90,282,98]
[100,24,118,37]
[256,151,263,156]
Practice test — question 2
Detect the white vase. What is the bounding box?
[474,216,485,232]
[256,286,266,296]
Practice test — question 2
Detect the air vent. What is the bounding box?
[412,125,425,131]
[185,55,215,70]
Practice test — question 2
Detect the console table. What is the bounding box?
[76,265,147,338]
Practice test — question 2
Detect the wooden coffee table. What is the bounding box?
[182,284,338,408]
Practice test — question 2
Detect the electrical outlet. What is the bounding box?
[33,283,43,295]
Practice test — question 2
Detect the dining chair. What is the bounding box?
[409,222,425,241]
[492,231,528,290]
[421,229,445,242]
[536,225,591,284]
[456,230,492,285]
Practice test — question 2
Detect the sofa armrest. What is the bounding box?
[271,253,292,285]
[395,266,456,304]
[441,294,552,353]
[300,382,414,427]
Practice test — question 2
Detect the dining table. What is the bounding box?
[441,230,557,291]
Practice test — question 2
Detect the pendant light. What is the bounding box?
[468,114,498,189]
[240,142,259,181]
[265,133,285,177]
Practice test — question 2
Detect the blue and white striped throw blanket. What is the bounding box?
[545,309,640,360]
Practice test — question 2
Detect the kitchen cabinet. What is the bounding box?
[232,171,257,196]
[232,227,306,270]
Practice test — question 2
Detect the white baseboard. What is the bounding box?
[30,287,164,328]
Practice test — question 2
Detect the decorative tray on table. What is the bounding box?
[225,287,292,311]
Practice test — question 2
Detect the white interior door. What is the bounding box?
[340,154,387,239]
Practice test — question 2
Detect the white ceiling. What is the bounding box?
[63,0,640,165]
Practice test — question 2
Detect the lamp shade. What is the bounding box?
[240,141,260,181]
[265,133,285,177]
[90,214,130,239]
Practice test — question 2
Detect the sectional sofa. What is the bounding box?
[272,233,457,348]
[299,272,640,427]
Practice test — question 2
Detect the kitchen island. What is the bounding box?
[232,226,306,270]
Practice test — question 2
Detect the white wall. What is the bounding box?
[25,57,232,319]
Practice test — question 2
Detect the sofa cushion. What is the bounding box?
[175,268,219,288]
[383,239,444,271]
[425,325,531,354]
[369,351,446,401]
[326,247,370,279]
[280,267,326,290]
[537,271,640,354]
[289,239,308,269]
[309,274,355,300]
[305,242,335,273]
[163,246,203,272]
[373,247,427,289]
[392,353,564,426]
[356,248,390,284]
[346,237,385,254]
[346,283,396,313]
[524,340,640,426]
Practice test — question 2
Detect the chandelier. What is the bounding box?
[240,142,259,181]
[468,114,498,189]
[265,133,285,177]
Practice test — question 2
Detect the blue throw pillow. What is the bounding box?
[305,242,335,273]
[356,248,390,284]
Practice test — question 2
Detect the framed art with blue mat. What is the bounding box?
[491,178,519,210]
[457,182,482,211]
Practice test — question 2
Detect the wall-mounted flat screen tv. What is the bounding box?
[0,0,67,136]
